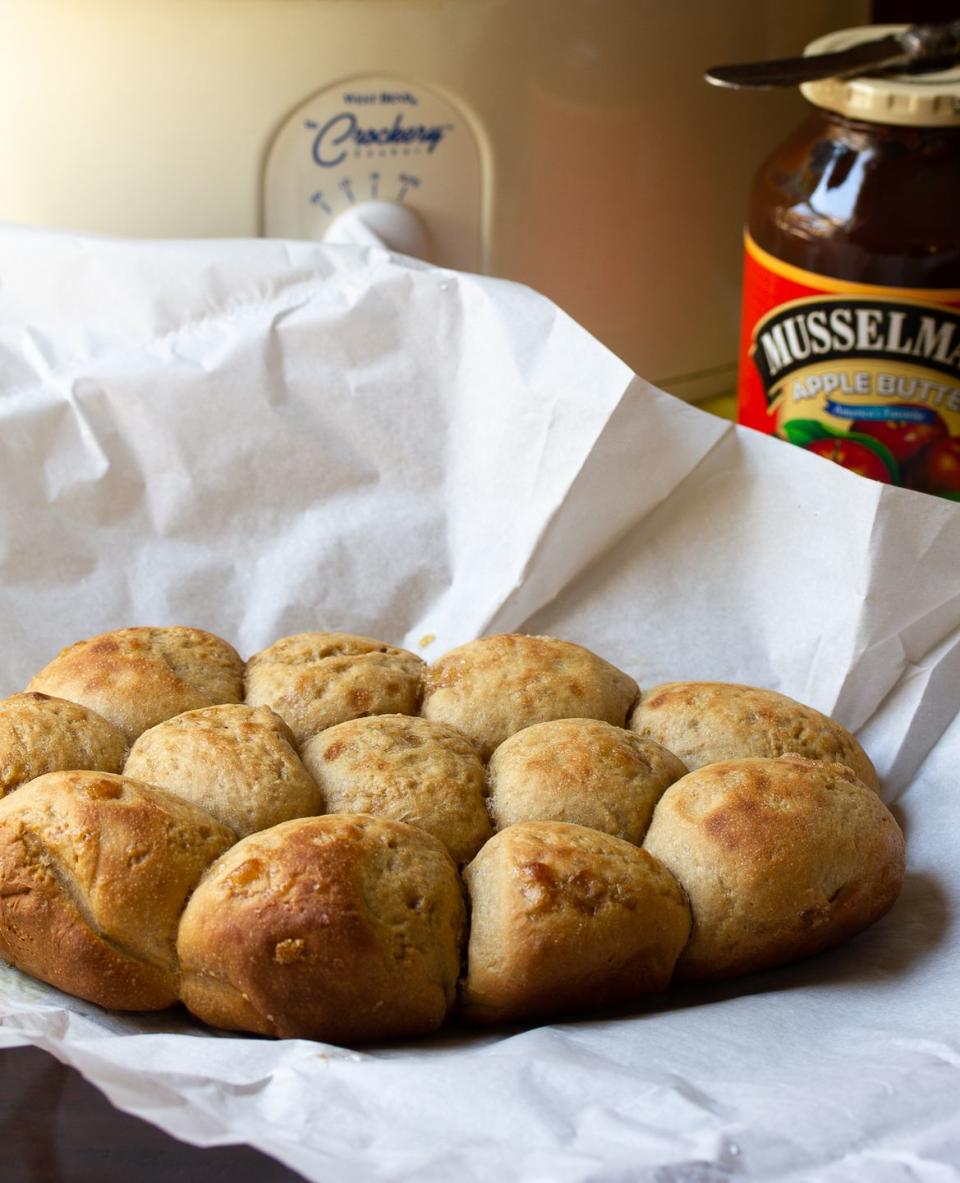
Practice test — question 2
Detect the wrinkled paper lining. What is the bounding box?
[0,227,958,1182]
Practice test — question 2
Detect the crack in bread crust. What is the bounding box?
[0,824,175,1010]
[17,825,170,973]
[0,771,236,1011]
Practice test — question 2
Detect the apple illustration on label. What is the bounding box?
[804,437,891,483]
[850,407,948,464]
[911,437,960,498]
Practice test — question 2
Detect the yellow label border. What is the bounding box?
[745,232,960,303]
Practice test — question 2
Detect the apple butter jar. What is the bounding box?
[737,26,960,499]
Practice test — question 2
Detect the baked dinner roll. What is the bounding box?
[244,632,425,747]
[301,715,490,864]
[643,756,904,982]
[124,704,323,838]
[28,627,244,743]
[0,692,127,796]
[461,821,690,1024]
[487,719,687,844]
[422,634,639,760]
[630,681,879,791]
[0,771,234,1010]
[177,814,465,1043]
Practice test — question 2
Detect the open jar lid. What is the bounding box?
[801,25,960,127]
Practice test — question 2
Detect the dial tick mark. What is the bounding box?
[397,172,421,203]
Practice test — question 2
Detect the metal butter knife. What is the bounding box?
[706,20,960,89]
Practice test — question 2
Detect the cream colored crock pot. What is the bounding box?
[0,0,866,396]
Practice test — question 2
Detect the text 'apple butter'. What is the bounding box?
[737,25,960,500]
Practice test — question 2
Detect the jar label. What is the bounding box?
[738,232,960,499]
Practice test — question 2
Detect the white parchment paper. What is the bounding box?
[0,225,958,1182]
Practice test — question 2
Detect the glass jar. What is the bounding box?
[737,26,960,499]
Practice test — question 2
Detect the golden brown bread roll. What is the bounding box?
[28,627,244,743]
[0,771,234,1010]
[630,681,879,791]
[461,821,691,1024]
[124,704,323,838]
[300,715,490,864]
[642,756,904,982]
[177,814,465,1043]
[422,634,639,760]
[0,692,127,796]
[487,718,687,844]
[244,632,425,747]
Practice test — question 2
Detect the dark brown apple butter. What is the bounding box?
[737,25,960,499]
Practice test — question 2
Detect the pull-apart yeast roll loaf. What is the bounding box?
[0,771,234,1010]
[0,624,901,1044]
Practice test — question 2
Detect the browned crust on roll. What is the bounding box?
[177,814,465,1043]
[630,681,879,791]
[0,826,173,1010]
[0,771,235,1010]
[487,718,687,844]
[422,634,640,760]
[643,756,904,982]
[244,632,425,747]
[301,715,491,864]
[0,692,127,796]
[27,627,244,742]
[461,821,691,1024]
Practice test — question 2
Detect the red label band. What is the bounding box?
[736,234,960,499]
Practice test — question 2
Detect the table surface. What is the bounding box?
[0,1044,304,1183]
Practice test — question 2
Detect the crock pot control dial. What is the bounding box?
[323,199,430,259]
[263,76,485,272]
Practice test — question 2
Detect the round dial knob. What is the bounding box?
[322,200,431,261]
